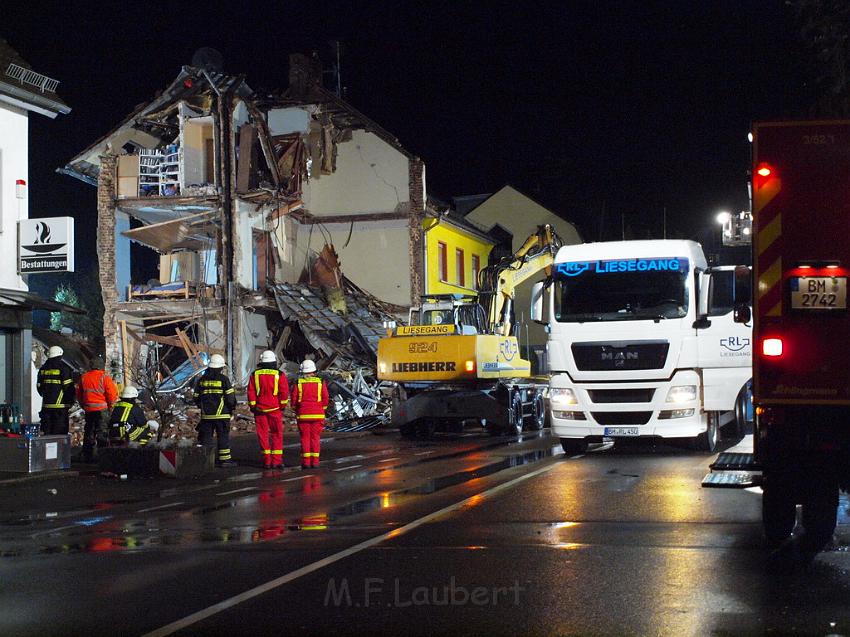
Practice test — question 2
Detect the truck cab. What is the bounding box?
[532,239,752,453]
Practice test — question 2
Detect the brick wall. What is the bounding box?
[97,153,120,376]
[408,157,426,306]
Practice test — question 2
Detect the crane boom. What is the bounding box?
[479,224,562,336]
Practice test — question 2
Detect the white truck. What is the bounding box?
[530,239,752,453]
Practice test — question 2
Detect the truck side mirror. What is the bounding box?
[693,270,712,328]
[733,265,752,305]
[733,266,752,324]
[530,281,546,324]
[733,305,751,324]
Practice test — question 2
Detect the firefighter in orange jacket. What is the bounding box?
[77,356,119,462]
[290,359,329,469]
[247,350,289,469]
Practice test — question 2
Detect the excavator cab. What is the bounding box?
[411,295,487,335]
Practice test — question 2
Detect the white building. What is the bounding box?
[0,39,70,421]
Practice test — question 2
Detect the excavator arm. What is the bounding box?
[480,224,562,336]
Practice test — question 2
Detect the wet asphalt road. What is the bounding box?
[1,430,849,636]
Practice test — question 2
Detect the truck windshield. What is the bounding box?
[553,257,690,322]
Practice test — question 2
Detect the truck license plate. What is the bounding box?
[603,427,640,436]
[790,276,847,309]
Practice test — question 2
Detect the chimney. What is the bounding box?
[288,53,323,98]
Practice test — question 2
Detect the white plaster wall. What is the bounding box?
[301,130,409,216]
[238,310,269,385]
[285,218,411,306]
[267,108,311,135]
[234,199,258,288]
[182,118,212,186]
[0,105,29,291]
[271,216,297,279]
[232,101,249,129]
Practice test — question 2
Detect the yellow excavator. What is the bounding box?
[377,224,562,437]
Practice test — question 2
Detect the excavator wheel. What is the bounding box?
[510,391,525,435]
[530,392,546,430]
[399,423,417,439]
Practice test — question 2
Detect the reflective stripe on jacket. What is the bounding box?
[108,400,151,445]
[37,359,75,409]
[290,376,329,421]
[77,370,119,412]
[194,369,236,420]
[247,367,290,413]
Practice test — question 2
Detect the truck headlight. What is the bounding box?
[550,387,578,407]
[666,385,697,404]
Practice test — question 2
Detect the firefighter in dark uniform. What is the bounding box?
[108,386,153,446]
[194,354,237,467]
[37,346,76,435]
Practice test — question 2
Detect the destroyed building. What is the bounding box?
[60,54,433,392]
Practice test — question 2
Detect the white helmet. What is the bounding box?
[47,346,63,358]
[300,359,317,374]
[208,354,226,369]
[260,350,277,363]
[121,386,139,400]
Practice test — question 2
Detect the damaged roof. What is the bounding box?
[58,67,251,185]
[261,82,415,160]
[271,283,397,365]
[0,38,70,118]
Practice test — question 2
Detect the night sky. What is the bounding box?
[6,2,809,295]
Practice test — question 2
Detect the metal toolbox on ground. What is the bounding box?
[0,435,71,473]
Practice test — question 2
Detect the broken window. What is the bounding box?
[113,105,218,199]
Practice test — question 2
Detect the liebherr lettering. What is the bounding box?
[392,362,457,372]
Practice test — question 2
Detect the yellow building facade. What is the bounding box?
[423,216,494,296]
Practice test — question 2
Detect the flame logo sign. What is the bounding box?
[22,220,66,254]
[34,222,51,244]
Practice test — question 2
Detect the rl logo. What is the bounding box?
[720,336,751,351]
[500,339,518,361]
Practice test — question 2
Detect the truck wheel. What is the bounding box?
[693,413,719,453]
[762,476,797,547]
[560,438,588,455]
[510,391,525,435]
[530,392,546,430]
[725,387,748,441]
[416,419,436,439]
[801,482,838,551]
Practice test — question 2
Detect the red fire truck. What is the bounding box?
[704,120,850,549]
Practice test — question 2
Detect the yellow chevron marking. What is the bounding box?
[757,213,781,256]
[758,258,782,298]
[754,177,780,213]
[766,300,782,317]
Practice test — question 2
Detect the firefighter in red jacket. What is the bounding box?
[290,359,329,469]
[247,350,289,469]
